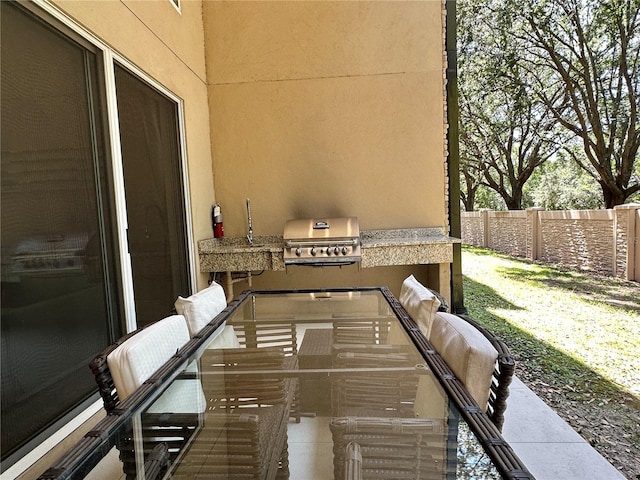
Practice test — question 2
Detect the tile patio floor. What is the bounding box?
[503,376,626,480]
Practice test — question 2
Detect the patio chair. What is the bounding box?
[332,318,393,345]
[330,416,447,480]
[92,318,296,479]
[399,274,446,338]
[429,311,515,431]
[229,317,301,422]
[90,314,203,479]
[331,344,422,418]
[142,442,171,480]
[344,442,363,480]
[330,323,454,479]
[457,313,515,431]
[174,280,227,337]
[177,346,296,479]
[331,310,427,418]
[398,275,514,431]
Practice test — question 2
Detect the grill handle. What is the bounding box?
[285,238,359,248]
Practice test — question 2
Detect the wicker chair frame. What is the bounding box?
[380,288,528,479]
[331,416,447,480]
[457,314,515,431]
[90,327,297,479]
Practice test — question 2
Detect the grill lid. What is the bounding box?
[283,217,361,265]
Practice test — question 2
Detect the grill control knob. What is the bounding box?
[310,247,317,256]
[326,247,332,256]
[334,247,340,255]
[342,247,348,255]
[295,248,302,256]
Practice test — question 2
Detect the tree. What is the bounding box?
[525,150,605,210]
[517,0,640,207]
[459,158,481,212]
[458,0,565,210]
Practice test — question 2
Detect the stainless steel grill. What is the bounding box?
[283,217,361,266]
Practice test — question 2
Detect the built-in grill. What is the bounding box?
[283,217,361,266]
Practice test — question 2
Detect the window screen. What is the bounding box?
[1,2,120,463]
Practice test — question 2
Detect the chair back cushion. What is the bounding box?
[399,275,441,337]
[107,314,191,401]
[207,325,241,349]
[429,312,498,410]
[175,281,227,336]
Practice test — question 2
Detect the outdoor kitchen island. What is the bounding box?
[198,227,460,304]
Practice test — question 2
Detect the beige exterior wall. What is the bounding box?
[8,3,213,476]
[52,0,215,289]
[204,0,448,294]
[50,0,449,294]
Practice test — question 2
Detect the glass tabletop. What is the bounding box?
[39,288,527,479]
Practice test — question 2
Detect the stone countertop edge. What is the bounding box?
[198,228,461,253]
[361,228,461,247]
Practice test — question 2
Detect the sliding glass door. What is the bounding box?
[1,2,191,467]
[114,65,190,328]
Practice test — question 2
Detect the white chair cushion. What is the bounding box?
[108,314,206,413]
[207,325,241,349]
[429,312,498,410]
[147,361,206,414]
[175,281,227,336]
[108,314,191,401]
[399,275,441,338]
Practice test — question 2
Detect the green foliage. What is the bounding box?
[457,0,640,210]
[460,183,506,211]
[524,156,605,210]
[458,0,568,210]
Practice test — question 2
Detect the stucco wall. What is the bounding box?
[203,0,448,293]
[43,0,449,297]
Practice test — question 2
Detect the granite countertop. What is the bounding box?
[360,228,461,247]
[198,228,461,273]
[198,235,284,253]
[198,228,460,253]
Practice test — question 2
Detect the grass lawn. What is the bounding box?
[461,245,640,400]
[461,246,640,477]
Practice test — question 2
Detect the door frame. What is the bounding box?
[103,52,196,333]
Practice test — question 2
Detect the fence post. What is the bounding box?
[526,207,544,261]
[614,203,640,281]
[480,209,490,248]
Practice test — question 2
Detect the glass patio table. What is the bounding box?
[39,287,533,480]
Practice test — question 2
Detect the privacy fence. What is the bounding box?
[460,204,640,282]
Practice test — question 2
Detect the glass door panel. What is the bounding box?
[114,65,190,328]
[0,2,119,463]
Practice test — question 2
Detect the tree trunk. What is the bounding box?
[504,187,523,210]
[601,184,628,209]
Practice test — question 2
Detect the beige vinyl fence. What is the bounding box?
[460,204,640,282]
